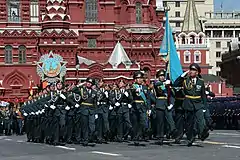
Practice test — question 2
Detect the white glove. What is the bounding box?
[164,80,171,85]
[181,70,189,77]
[60,94,66,100]
[95,114,98,119]
[128,104,132,109]
[205,91,210,95]
[147,110,152,116]
[36,112,39,115]
[203,110,206,113]
[50,105,56,110]
[23,113,28,116]
[124,91,129,97]
[65,106,70,110]
[109,106,113,110]
[167,104,173,110]
[75,104,80,108]
[97,102,100,105]
[44,104,48,108]
[136,88,141,93]
[104,91,108,98]
[42,109,45,113]
[115,102,120,106]
[77,82,86,87]
[31,112,35,115]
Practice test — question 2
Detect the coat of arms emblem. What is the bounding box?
[36,51,67,83]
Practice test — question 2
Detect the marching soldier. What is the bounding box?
[154,69,177,145]
[72,77,97,146]
[114,80,133,142]
[130,71,151,145]
[95,79,110,144]
[174,63,209,146]
[48,81,67,146]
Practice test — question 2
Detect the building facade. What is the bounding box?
[221,39,240,87]
[0,0,166,101]
[162,0,214,32]
[204,12,240,76]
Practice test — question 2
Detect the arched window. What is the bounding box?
[19,45,26,64]
[85,0,98,23]
[190,35,195,44]
[194,51,201,63]
[136,2,142,24]
[199,35,203,44]
[5,45,13,64]
[184,51,191,63]
[181,35,186,44]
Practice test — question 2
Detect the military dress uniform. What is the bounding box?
[114,85,133,141]
[154,70,177,145]
[174,63,209,146]
[130,71,151,143]
[95,85,110,143]
[72,78,97,146]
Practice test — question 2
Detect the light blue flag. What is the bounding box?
[160,11,183,82]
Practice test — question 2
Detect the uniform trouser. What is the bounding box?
[96,111,109,140]
[89,114,96,139]
[185,109,205,141]
[26,118,33,140]
[109,113,117,139]
[65,116,74,142]
[45,117,53,140]
[17,119,23,134]
[204,108,213,127]
[155,109,176,139]
[174,109,185,139]
[75,114,88,142]
[34,117,41,139]
[52,115,65,143]
[117,111,132,139]
[131,110,147,140]
[3,119,11,135]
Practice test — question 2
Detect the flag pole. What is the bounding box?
[164,6,171,105]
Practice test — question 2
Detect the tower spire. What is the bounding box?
[181,0,202,33]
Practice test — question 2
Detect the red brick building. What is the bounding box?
[0,0,166,101]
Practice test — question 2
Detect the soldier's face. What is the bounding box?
[135,78,143,84]
[57,83,63,90]
[50,86,55,91]
[86,82,92,88]
[159,75,165,82]
[190,69,198,77]
[119,81,125,88]
[98,81,104,87]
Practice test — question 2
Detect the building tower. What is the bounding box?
[176,0,210,74]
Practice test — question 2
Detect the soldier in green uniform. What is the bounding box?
[113,80,133,142]
[174,63,209,146]
[108,83,118,141]
[154,69,177,145]
[48,81,67,146]
[130,71,151,145]
[72,77,97,146]
[95,79,110,143]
